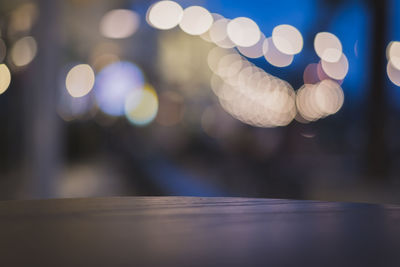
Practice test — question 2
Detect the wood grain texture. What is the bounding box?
[1,197,400,266]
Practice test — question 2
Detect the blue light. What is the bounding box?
[94,61,144,116]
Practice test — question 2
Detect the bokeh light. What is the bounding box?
[125,84,159,126]
[237,33,266,59]
[296,80,344,122]
[95,61,144,116]
[314,32,343,63]
[227,17,260,47]
[10,36,37,67]
[207,46,235,74]
[387,61,400,86]
[0,64,11,95]
[314,79,344,115]
[66,64,95,98]
[100,9,140,39]
[272,24,303,55]
[316,62,344,85]
[147,1,183,30]
[209,50,296,128]
[209,18,235,48]
[209,18,227,43]
[200,13,224,43]
[321,53,349,80]
[263,37,294,67]
[387,41,400,71]
[179,6,213,35]
[58,79,96,122]
[216,53,243,78]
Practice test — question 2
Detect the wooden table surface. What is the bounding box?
[1,197,400,266]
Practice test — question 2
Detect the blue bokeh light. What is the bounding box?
[95,61,144,116]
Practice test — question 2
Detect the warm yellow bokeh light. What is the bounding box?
[209,19,227,43]
[387,61,400,86]
[125,85,159,126]
[321,53,349,80]
[209,18,235,48]
[207,46,235,74]
[179,6,213,35]
[10,36,37,67]
[227,17,260,47]
[66,64,95,98]
[0,64,11,95]
[147,1,183,30]
[387,41,400,71]
[296,80,344,122]
[314,32,343,63]
[210,53,296,128]
[217,54,243,78]
[272,24,303,55]
[200,13,224,42]
[314,79,344,115]
[237,33,266,58]
[263,37,294,67]
[100,9,140,39]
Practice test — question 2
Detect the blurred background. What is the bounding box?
[0,0,400,203]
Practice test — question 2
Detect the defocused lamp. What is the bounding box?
[147,1,183,30]
[179,6,213,35]
[314,32,343,63]
[0,64,11,95]
[263,37,294,67]
[66,64,95,98]
[227,17,260,47]
[125,84,159,126]
[100,9,140,39]
[272,24,303,55]
[10,36,37,67]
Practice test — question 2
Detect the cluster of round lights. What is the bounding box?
[63,60,159,126]
[387,41,400,86]
[147,1,348,127]
[0,2,40,96]
[62,6,162,125]
[313,32,348,81]
[147,1,304,68]
[295,32,347,123]
[208,47,296,127]
[125,84,159,126]
[296,80,344,122]
[4,1,400,131]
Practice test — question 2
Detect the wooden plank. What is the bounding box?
[0,197,400,266]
